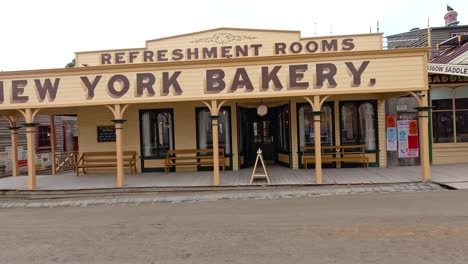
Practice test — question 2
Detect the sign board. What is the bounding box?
[397,120,419,158]
[396,105,407,112]
[97,126,116,142]
[428,63,468,77]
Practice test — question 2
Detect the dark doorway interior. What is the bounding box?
[238,104,290,167]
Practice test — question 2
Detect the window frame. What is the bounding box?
[138,108,175,159]
[36,124,52,150]
[431,86,468,143]
[338,100,378,150]
[296,102,335,148]
[195,106,232,156]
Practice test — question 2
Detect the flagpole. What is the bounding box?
[427,17,432,58]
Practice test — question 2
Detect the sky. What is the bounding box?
[0,0,466,71]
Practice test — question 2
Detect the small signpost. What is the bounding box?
[250,148,270,184]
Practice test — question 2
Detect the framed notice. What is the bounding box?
[386,115,397,151]
[97,126,116,142]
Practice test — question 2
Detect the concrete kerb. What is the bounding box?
[0,181,435,199]
[0,182,448,209]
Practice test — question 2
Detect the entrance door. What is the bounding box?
[238,104,290,167]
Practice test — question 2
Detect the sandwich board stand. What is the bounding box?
[250,148,270,184]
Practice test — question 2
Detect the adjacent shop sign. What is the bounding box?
[97,126,116,142]
[386,115,397,151]
[397,120,419,158]
[427,63,468,77]
[429,74,468,84]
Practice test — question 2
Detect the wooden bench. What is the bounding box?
[75,151,137,176]
[302,145,369,168]
[164,148,226,173]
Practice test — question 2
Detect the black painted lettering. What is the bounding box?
[101,53,112,64]
[290,42,303,54]
[345,61,370,86]
[305,41,319,53]
[316,63,337,88]
[172,49,184,61]
[221,46,232,58]
[157,50,168,61]
[261,66,283,91]
[235,45,248,57]
[205,69,225,93]
[186,48,199,60]
[162,71,182,95]
[274,43,287,54]
[289,65,309,89]
[342,38,355,51]
[321,39,338,52]
[251,44,262,56]
[11,80,29,103]
[115,52,126,64]
[128,51,139,63]
[107,74,130,98]
[202,47,217,59]
[230,68,253,92]
[34,78,60,102]
[80,76,102,99]
[143,51,155,62]
[136,73,156,96]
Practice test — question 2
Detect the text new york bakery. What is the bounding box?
[0,61,374,104]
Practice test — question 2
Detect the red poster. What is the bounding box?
[408,120,418,135]
[408,135,419,149]
[387,115,396,128]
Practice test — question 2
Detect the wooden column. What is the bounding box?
[18,109,40,190]
[106,104,129,188]
[50,115,57,175]
[411,91,431,182]
[6,116,19,177]
[202,100,226,186]
[304,95,329,184]
[313,109,323,184]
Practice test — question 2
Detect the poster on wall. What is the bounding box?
[397,120,419,158]
[386,115,397,151]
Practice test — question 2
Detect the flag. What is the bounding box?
[447,5,454,11]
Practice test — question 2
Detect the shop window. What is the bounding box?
[197,107,231,154]
[277,105,290,153]
[37,125,51,149]
[340,101,376,150]
[298,103,333,148]
[431,87,468,143]
[140,109,174,158]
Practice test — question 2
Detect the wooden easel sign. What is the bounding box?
[250,148,270,184]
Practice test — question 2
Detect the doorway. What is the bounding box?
[237,103,291,168]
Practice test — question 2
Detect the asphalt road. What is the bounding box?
[1,189,468,264]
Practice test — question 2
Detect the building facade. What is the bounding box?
[0,28,430,189]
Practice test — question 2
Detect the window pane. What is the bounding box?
[359,103,376,150]
[456,111,468,142]
[37,126,51,148]
[431,88,453,110]
[141,110,173,157]
[455,86,468,109]
[299,105,333,147]
[198,108,231,154]
[432,112,454,143]
[341,104,358,145]
[432,99,453,110]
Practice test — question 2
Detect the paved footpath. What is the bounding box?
[0,182,443,208]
